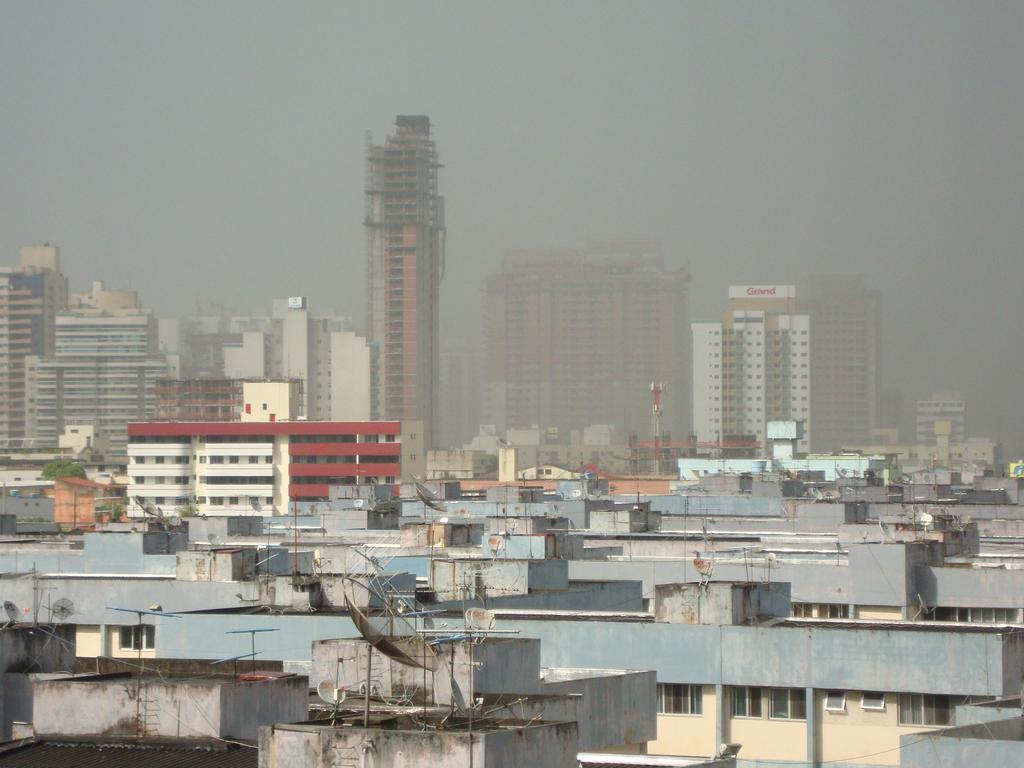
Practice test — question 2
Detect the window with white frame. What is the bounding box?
[658,684,702,715]
[769,688,806,720]
[861,692,886,711]
[730,687,763,718]
[824,691,847,712]
[119,624,155,651]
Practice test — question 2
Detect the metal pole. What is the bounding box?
[136,613,144,737]
[363,645,373,729]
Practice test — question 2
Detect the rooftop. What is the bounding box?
[0,739,256,768]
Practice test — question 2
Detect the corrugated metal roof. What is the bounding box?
[0,741,257,768]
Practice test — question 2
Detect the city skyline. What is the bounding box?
[1,2,1022,451]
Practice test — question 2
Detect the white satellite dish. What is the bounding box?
[166,516,182,528]
[316,679,345,704]
[208,533,221,547]
[465,607,496,632]
[4,601,20,624]
[438,517,449,524]
[353,499,365,509]
[570,489,583,499]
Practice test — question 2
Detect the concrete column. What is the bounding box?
[805,687,817,767]
[715,683,725,749]
[99,623,109,657]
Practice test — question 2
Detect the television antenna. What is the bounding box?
[106,605,182,737]
[224,627,281,674]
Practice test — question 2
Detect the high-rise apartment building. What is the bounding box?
[365,115,445,448]
[485,243,691,442]
[0,245,67,440]
[692,286,811,452]
[804,275,882,452]
[25,281,171,458]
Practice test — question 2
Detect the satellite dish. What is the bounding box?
[693,555,714,577]
[487,535,506,557]
[317,679,345,704]
[353,498,365,509]
[51,597,75,622]
[166,516,182,528]
[570,489,583,499]
[4,601,20,624]
[465,607,496,632]
[249,497,262,514]
[209,533,221,547]
[438,517,449,525]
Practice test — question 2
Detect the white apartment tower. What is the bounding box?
[692,286,811,452]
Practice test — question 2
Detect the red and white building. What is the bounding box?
[126,420,414,516]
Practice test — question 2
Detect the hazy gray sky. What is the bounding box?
[2,2,1022,450]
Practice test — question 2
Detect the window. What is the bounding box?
[229,456,240,464]
[249,456,259,464]
[770,688,806,720]
[155,456,165,464]
[119,625,155,651]
[658,684,702,715]
[861,692,886,711]
[731,687,762,718]
[824,691,846,712]
[898,694,952,726]
[210,456,224,464]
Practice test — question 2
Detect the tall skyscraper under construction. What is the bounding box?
[365,115,445,447]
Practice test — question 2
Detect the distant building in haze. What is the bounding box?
[484,242,691,442]
[438,342,483,450]
[692,285,810,452]
[804,275,882,452]
[916,390,967,445]
[365,115,445,448]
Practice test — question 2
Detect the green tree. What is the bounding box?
[41,460,87,480]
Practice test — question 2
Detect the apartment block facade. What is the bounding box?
[127,419,406,516]
[365,115,445,448]
[25,281,170,458]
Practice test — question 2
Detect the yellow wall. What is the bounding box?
[727,715,807,762]
[857,605,903,621]
[818,691,942,765]
[648,686,717,757]
[76,625,102,657]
